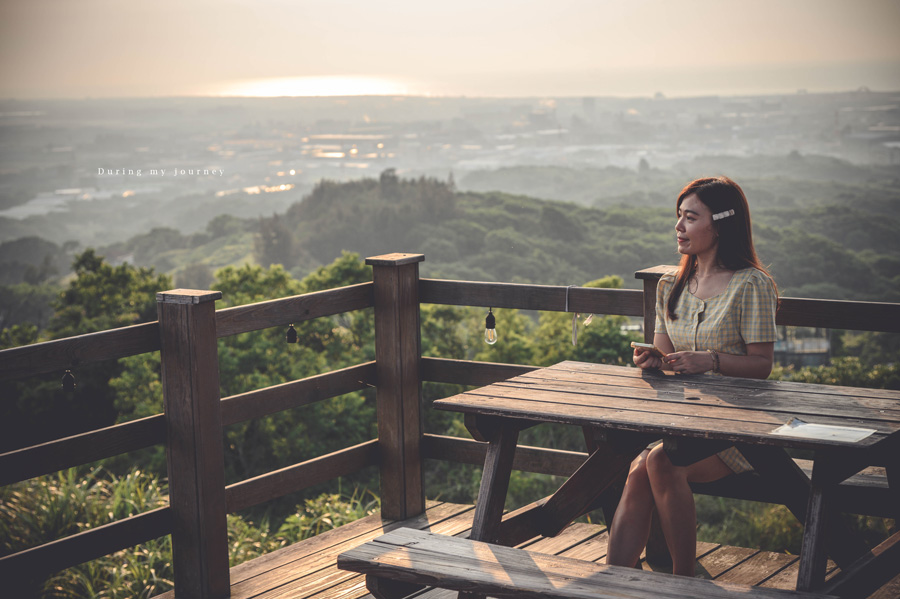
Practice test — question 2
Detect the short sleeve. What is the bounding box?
[654,275,673,336]
[739,272,778,344]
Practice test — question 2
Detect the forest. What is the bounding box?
[2,165,899,597]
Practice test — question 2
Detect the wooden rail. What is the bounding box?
[420,278,645,315]
[0,321,160,382]
[224,439,381,513]
[421,357,538,387]
[4,258,899,598]
[0,283,374,383]
[0,507,172,584]
[215,282,374,338]
[220,362,377,426]
[0,414,166,487]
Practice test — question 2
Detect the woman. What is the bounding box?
[605,176,778,576]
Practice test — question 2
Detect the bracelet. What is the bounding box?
[706,349,720,373]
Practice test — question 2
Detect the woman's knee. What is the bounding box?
[645,444,679,483]
[620,451,651,498]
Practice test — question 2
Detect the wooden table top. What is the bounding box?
[433,361,900,452]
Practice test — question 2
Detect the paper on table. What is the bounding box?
[771,417,876,443]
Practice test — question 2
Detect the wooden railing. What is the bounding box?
[1,255,898,598]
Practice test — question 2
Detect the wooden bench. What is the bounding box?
[689,459,892,518]
[337,528,836,599]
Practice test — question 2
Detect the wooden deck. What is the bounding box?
[150,500,898,599]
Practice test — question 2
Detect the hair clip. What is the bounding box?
[712,209,735,221]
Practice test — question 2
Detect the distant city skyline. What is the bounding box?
[1,0,899,99]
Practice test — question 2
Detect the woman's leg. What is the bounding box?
[645,445,733,576]
[606,450,654,568]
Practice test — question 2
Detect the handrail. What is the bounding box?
[421,357,538,387]
[215,282,374,338]
[221,362,377,426]
[0,321,160,382]
[777,297,900,333]
[0,282,375,383]
[420,278,644,315]
[3,363,379,485]
[224,439,380,513]
[0,414,166,487]
[0,507,172,582]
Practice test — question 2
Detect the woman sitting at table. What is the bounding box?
[606,176,778,577]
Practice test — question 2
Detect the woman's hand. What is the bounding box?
[633,348,664,370]
[664,351,714,375]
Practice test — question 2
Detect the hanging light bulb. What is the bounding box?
[62,369,76,392]
[484,308,498,345]
[285,324,298,343]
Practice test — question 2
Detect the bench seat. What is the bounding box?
[337,527,836,599]
[691,460,892,518]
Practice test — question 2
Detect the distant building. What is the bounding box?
[774,337,831,368]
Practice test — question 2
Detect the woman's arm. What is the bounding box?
[663,341,774,379]
[717,342,774,379]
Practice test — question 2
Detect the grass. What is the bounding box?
[1,467,380,598]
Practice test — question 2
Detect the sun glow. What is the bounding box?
[216,76,411,97]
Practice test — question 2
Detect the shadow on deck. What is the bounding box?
[150,501,899,599]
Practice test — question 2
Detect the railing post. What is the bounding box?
[366,253,426,520]
[157,289,230,599]
[634,266,676,343]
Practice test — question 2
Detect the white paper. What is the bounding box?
[770,417,876,443]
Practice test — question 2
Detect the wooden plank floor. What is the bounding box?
[151,500,898,599]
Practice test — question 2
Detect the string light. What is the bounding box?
[484,308,498,345]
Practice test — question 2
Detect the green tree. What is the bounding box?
[1,250,171,453]
[110,254,380,493]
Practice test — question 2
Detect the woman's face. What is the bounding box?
[675,194,718,259]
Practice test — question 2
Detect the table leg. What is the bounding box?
[796,481,828,591]
[738,445,869,591]
[468,419,520,544]
[538,432,648,538]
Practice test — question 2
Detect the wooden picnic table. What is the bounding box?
[432,360,900,593]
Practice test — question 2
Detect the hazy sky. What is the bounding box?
[2,0,899,98]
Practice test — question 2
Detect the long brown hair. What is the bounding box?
[667,176,776,320]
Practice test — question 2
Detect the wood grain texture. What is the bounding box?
[365,253,425,266]
[797,485,829,592]
[371,259,424,520]
[228,502,477,599]
[224,439,380,513]
[434,361,900,451]
[0,507,171,583]
[0,321,159,381]
[0,414,166,486]
[419,278,644,316]
[146,502,837,599]
[157,293,230,598]
[220,362,376,426]
[469,421,519,545]
[338,528,834,599]
[215,282,374,338]
[421,356,538,386]
[823,530,900,599]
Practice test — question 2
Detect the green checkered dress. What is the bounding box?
[655,267,778,473]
